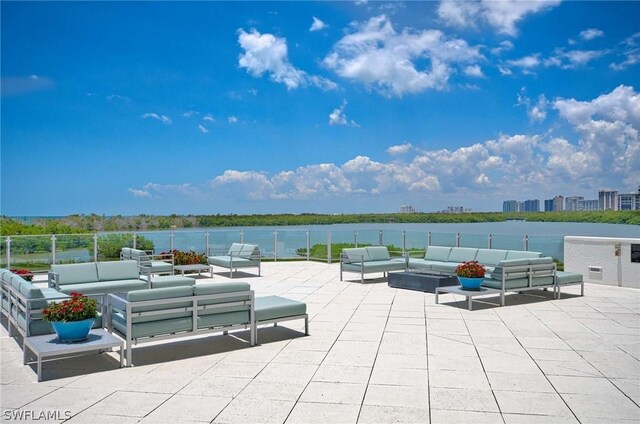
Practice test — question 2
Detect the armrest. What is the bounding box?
[48,271,60,290]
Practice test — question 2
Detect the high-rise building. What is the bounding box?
[565,196,584,211]
[503,200,518,212]
[399,205,416,214]
[522,199,540,212]
[579,199,599,211]
[618,186,640,210]
[599,189,619,210]
[544,199,554,212]
[553,195,564,211]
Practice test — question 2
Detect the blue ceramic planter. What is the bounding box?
[51,318,95,342]
[458,277,484,290]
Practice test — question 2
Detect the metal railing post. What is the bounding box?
[51,234,56,265]
[274,229,278,262]
[402,230,407,255]
[94,233,98,261]
[327,231,332,264]
[240,230,244,244]
[132,233,137,249]
[306,230,310,261]
[488,233,493,249]
[169,231,174,252]
[205,231,210,255]
[6,237,11,268]
[379,230,383,246]
[524,234,529,251]
[354,231,358,248]
[428,231,432,246]
[456,232,460,247]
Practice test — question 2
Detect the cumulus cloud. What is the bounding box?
[142,113,172,125]
[237,28,336,90]
[610,32,640,71]
[128,87,640,205]
[517,89,549,123]
[579,28,604,41]
[464,65,485,78]
[203,114,215,122]
[545,49,606,69]
[491,40,514,56]
[309,17,327,32]
[198,125,210,133]
[387,143,414,155]
[506,54,541,69]
[438,0,561,36]
[323,15,483,97]
[228,116,238,124]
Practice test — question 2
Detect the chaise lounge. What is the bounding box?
[207,243,261,278]
[340,246,407,283]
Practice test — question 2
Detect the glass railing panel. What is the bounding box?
[241,228,277,258]
[8,235,53,271]
[136,231,170,254]
[357,230,381,247]
[528,235,564,261]
[207,230,242,254]
[96,232,135,261]
[275,229,308,259]
[380,230,404,255]
[459,233,488,249]
[491,234,525,251]
[171,230,206,254]
[309,229,331,261]
[55,234,94,264]
[430,232,456,247]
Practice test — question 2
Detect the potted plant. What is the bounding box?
[42,292,98,342]
[11,268,34,281]
[455,261,486,290]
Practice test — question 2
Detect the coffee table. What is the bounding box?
[174,264,211,276]
[388,271,458,293]
[435,286,502,311]
[24,329,124,381]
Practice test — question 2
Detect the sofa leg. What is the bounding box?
[304,316,309,336]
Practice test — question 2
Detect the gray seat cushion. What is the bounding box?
[58,279,148,295]
[556,271,583,285]
[148,276,195,289]
[208,256,256,268]
[255,296,306,322]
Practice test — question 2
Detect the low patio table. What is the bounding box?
[24,329,124,381]
[174,264,211,276]
[435,286,502,311]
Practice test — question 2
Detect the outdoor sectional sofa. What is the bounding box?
[107,282,308,366]
[49,260,151,294]
[207,243,261,278]
[340,246,407,283]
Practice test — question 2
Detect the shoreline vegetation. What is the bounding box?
[1,211,638,236]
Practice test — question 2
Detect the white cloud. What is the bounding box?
[387,143,414,155]
[545,49,606,69]
[506,54,541,69]
[142,113,172,125]
[438,0,561,36]
[228,116,238,124]
[323,15,483,97]
[106,94,131,102]
[491,40,514,56]
[309,17,327,32]
[579,28,604,41]
[198,124,209,133]
[203,114,215,122]
[498,66,513,76]
[610,32,640,71]
[128,188,152,198]
[329,100,358,127]
[517,89,549,123]
[183,110,199,118]
[237,28,336,90]
[464,65,485,78]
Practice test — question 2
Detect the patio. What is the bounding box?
[2,261,639,423]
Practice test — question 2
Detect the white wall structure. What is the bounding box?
[565,236,640,289]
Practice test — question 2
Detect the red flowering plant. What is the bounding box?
[11,269,33,281]
[42,292,98,322]
[455,261,486,278]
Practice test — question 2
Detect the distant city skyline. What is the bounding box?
[503,186,640,212]
[2,1,639,215]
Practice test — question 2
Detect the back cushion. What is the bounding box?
[51,263,98,285]
[506,250,542,260]
[130,249,150,262]
[366,246,390,261]
[343,248,370,262]
[447,247,479,263]
[475,249,509,266]
[239,244,258,258]
[121,247,131,256]
[194,282,250,296]
[424,246,452,262]
[126,286,194,323]
[10,274,27,290]
[97,260,139,281]
[18,280,47,309]
[127,286,193,302]
[227,243,244,256]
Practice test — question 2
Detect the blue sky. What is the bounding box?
[2,1,639,216]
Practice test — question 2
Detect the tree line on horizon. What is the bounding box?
[1,210,638,236]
